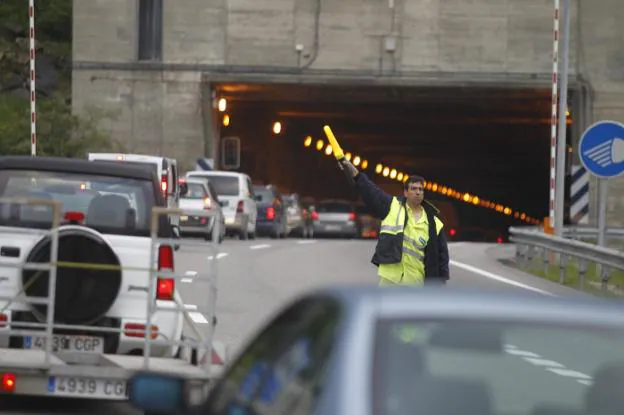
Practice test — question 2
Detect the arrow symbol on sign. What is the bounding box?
[583,137,624,167]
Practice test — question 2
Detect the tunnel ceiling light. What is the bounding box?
[218,98,227,112]
[325,144,333,155]
[472,196,479,205]
[361,160,368,169]
[390,169,397,179]
[382,167,390,177]
[463,193,471,203]
[273,121,282,135]
[353,156,361,166]
[431,183,438,192]
[222,114,230,127]
[397,172,404,181]
[316,139,324,151]
[375,163,383,174]
[304,136,312,147]
[403,175,408,183]
[345,152,352,161]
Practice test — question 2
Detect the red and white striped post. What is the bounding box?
[29,0,37,156]
[549,0,560,227]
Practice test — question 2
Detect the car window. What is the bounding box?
[184,182,206,199]
[0,169,155,236]
[253,188,274,203]
[205,297,342,414]
[373,318,624,415]
[189,174,239,197]
[316,202,352,213]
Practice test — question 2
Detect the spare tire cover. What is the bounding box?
[23,228,122,325]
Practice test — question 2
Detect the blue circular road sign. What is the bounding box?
[578,120,624,179]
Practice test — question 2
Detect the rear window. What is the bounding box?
[184,182,206,199]
[191,174,239,196]
[253,188,274,203]
[316,202,352,213]
[0,169,155,236]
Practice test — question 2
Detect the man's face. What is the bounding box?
[404,181,424,206]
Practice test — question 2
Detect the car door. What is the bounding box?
[202,296,342,414]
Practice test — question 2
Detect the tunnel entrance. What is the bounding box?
[211,82,573,242]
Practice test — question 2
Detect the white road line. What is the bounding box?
[577,379,593,386]
[546,368,592,379]
[523,357,566,368]
[449,259,556,296]
[296,240,317,244]
[250,244,271,250]
[505,349,542,358]
[188,311,209,324]
[185,304,198,310]
[207,253,229,260]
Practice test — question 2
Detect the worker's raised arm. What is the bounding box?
[340,159,392,219]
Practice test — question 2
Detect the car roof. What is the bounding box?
[184,177,208,186]
[0,156,156,181]
[188,170,245,178]
[302,285,624,329]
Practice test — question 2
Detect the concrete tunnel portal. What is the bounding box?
[211,82,572,241]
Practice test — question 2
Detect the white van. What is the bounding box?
[87,153,180,229]
[185,171,257,239]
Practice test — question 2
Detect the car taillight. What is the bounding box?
[266,207,275,220]
[2,373,16,393]
[157,245,174,301]
[0,313,7,328]
[203,197,211,210]
[497,236,504,244]
[311,211,319,221]
[64,211,85,224]
[161,175,168,194]
[348,212,356,221]
[449,228,456,236]
[236,200,244,213]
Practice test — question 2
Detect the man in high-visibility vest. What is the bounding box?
[339,159,450,286]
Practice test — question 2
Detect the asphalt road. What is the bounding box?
[0,237,610,414]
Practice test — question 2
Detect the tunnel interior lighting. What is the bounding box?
[218,98,226,112]
[222,114,230,126]
[273,121,282,134]
[302,133,540,224]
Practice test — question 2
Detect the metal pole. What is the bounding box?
[549,0,561,228]
[555,0,571,237]
[29,0,36,156]
[597,179,607,247]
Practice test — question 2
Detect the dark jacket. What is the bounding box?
[354,172,450,282]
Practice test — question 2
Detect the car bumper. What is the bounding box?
[313,222,358,236]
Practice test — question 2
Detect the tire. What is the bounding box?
[23,228,122,325]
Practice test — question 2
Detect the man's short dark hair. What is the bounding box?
[404,175,425,190]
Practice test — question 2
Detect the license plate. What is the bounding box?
[225,217,235,225]
[180,215,188,221]
[47,376,127,400]
[24,335,104,354]
[325,225,341,231]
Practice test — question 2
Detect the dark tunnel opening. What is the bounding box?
[213,83,573,242]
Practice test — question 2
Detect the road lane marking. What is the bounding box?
[250,244,271,250]
[449,259,556,296]
[182,253,228,282]
[296,240,317,244]
[503,343,592,385]
[188,311,209,324]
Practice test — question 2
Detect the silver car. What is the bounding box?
[178,178,225,242]
[127,286,624,415]
[312,199,359,238]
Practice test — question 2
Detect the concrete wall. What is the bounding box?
[72,0,624,224]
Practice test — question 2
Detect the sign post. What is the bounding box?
[578,120,624,277]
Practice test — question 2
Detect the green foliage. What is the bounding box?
[0,0,72,42]
[0,94,125,157]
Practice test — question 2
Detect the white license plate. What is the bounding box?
[180,215,188,221]
[225,217,235,225]
[48,376,127,400]
[325,225,341,231]
[24,335,104,354]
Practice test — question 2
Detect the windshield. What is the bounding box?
[316,202,352,213]
[184,182,206,199]
[190,174,239,196]
[253,188,274,203]
[373,319,623,415]
[0,169,155,236]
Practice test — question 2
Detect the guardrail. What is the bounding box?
[563,226,624,238]
[509,226,624,293]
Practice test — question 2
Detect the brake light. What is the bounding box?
[124,323,158,339]
[449,228,456,236]
[64,211,85,224]
[348,212,356,221]
[157,245,174,301]
[161,175,168,194]
[0,313,7,328]
[2,373,15,393]
[203,197,211,210]
[311,211,319,221]
[236,201,244,213]
[79,183,87,191]
[266,207,275,220]
[497,236,504,244]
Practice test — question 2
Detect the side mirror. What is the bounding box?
[179,183,188,197]
[128,372,210,414]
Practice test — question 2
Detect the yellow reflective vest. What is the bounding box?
[377,197,443,285]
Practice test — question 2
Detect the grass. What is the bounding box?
[521,255,624,299]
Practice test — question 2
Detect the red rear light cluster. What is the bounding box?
[449,228,456,236]
[236,201,244,213]
[124,323,158,339]
[157,245,174,301]
[0,313,7,328]
[348,212,356,221]
[311,211,319,221]
[2,373,15,393]
[266,207,275,220]
[64,211,85,224]
[161,174,168,194]
[497,236,504,244]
